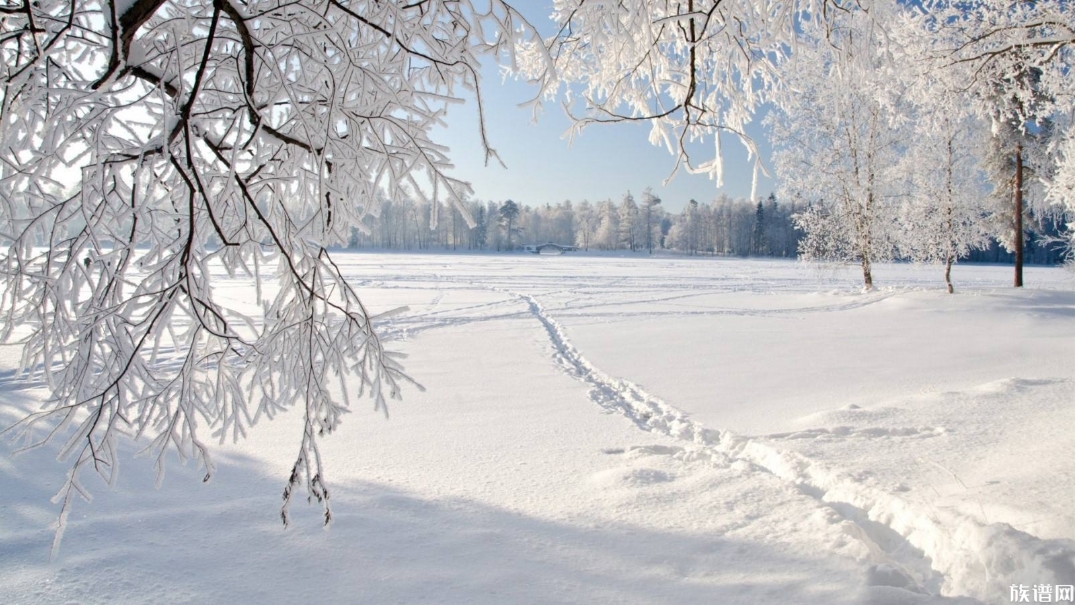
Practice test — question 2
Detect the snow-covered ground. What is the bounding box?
[2,253,1073,604]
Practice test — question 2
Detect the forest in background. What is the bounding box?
[346,193,1068,265]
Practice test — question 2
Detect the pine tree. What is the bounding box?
[499,200,521,250]
[751,201,767,256]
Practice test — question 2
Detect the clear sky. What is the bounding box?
[432,3,776,214]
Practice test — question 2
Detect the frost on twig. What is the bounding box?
[0,0,537,553]
[513,0,810,192]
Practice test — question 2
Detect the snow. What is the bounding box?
[1,253,1072,604]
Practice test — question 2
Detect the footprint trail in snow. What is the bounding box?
[515,290,1073,605]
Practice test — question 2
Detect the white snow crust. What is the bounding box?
[1,254,1072,604]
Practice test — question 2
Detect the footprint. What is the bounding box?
[625,444,686,457]
[589,467,676,488]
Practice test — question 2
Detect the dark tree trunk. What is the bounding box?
[944,255,954,294]
[1014,145,1024,288]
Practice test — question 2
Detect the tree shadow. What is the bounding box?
[1,424,983,605]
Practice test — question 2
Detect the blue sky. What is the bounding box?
[432,3,776,213]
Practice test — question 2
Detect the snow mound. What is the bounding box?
[728,433,1075,602]
[765,426,948,440]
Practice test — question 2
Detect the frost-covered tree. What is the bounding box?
[517,0,851,199]
[664,204,690,254]
[594,200,620,250]
[905,0,1074,274]
[574,200,596,251]
[641,188,662,254]
[770,9,905,289]
[913,0,1072,124]
[1043,134,1075,263]
[618,192,639,252]
[521,204,540,246]
[0,0,545,545]
[552,201,575,246]
[882,28,995,292]
[897,112,992,293]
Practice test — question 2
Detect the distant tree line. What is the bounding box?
[346,191,1066,264]
[346,191,805,257]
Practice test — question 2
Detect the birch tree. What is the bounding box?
[881,20,995,292]
[896,112,991,293]
[0,0,544,545]
[770,10,905,289]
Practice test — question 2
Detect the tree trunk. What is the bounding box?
[1014,145,1024,288]
[861,258,873,291]
[944,255,954,294]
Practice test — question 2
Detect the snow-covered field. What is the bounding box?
[2,253,1073,604]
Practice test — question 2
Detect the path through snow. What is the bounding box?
[506,287,1073,603]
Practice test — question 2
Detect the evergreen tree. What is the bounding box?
[688,199,700,256]
[473,204,488,250]
[751,200,767,256]
[499,200,521,250]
